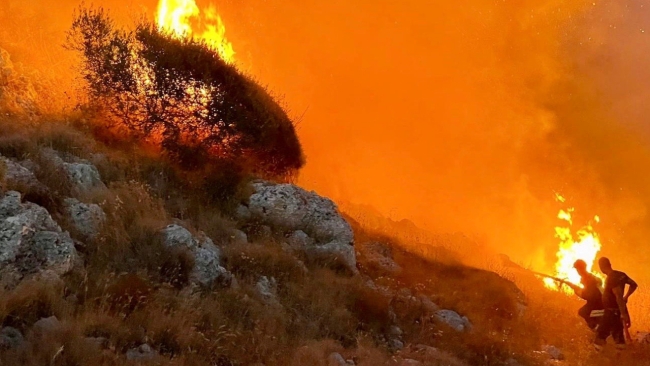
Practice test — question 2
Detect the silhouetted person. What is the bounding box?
[565,259,603,331]
[594,257,638,350]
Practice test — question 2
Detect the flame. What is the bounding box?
[543,196,603,294]
[156,0,235,63]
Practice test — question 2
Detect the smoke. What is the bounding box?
[3,0,650,276]
[220,0,650,275]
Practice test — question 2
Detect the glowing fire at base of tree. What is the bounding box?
[156,0,235,63]
[543,195,604,294]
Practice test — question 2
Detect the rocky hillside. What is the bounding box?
[1,117,648,366]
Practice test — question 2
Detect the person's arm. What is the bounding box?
[624,276,638,302]
[613,286,631,327]
[565,282,583,298]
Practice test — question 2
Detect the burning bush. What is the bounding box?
[67,7,303,176]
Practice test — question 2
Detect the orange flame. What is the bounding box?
[156,0,235,63]
[543,196,603,294]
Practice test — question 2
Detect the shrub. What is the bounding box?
[67,7,304,177]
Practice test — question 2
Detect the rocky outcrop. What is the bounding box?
[63,198,105,240]
[0,191,77,287]
[0,157,45,193]
[64,162,104,193]
[40,149,106,194]
[243,182,356,273]
[160,224,231,287]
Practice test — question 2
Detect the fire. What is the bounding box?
[543,197,603,294]
[156,0,235,63]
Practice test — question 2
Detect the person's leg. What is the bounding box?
[578,304,592,326]
[594,310,614,350]
[611,311,626,349]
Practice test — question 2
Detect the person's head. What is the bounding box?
[598,257,613,274]
[573,259,588,276]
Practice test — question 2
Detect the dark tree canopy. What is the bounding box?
[68,7,304,175]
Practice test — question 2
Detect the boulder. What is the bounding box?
[327,352,348,366]
[0,191,77,287]
[434,310,472,332]
[63,198,105,240]
[40,149,106,194]
[388,338,404,351]
[230,229,248,244]
[246,182,356,273]
[160,224,231,287]
[32,316,62,335]
[63,162,105,193]
[417,294,440,314]
[0,157,45,193]
[388,325,403,337]
[255,276,279,306]
[126,344,157,362]
[0,327,23,349]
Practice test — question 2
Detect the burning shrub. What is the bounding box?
[67,7,304,176]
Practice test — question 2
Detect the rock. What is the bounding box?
[0,327,23,349]
[259,225,273,238]
[32,316,62,335]
[235,205,252,221]
[63,162,105,193]
[126,344,157,361]
[328,352,348,366]
[85,336,108,349]
[388,338,404,351]
[160,224,231,287]
[39,149,106,194]
[388,325,403,337]
[434,310,472,332]
[286,230,315,250]
[541,345,564,361]
[0,157,45,192]
[246,182,356,273]
[417,294,439,314]
[0,191,77,287]
[255,276,280,306]
[63,198,105,240]
[362,241,402,275]
[230,229,248,244]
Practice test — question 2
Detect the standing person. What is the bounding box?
[565,259,603,331]
[594,257,638,350]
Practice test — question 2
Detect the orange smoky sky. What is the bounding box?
[2,0,650,276]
